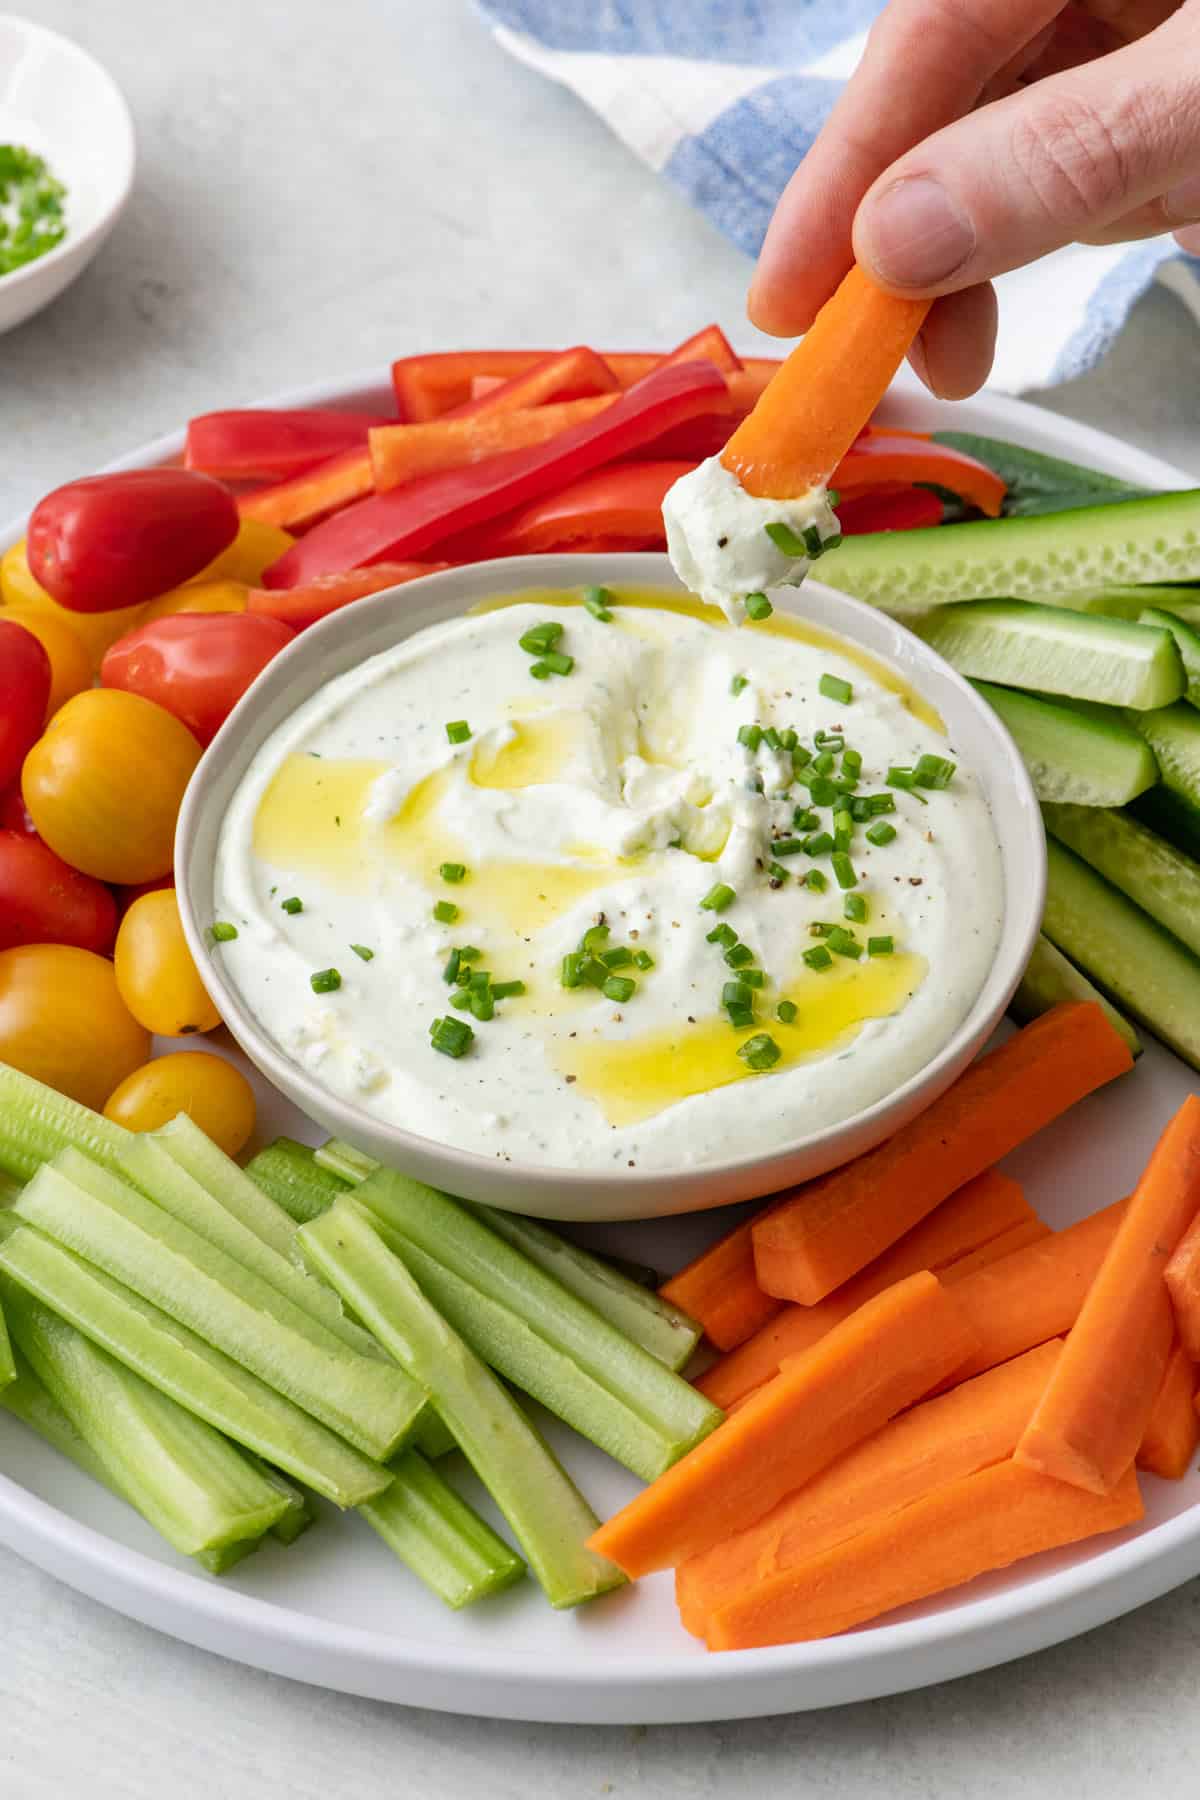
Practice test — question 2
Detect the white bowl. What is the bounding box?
[176,552,1045,1222]
[0,15,135,336]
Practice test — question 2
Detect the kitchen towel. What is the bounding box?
[477,0,1197,394]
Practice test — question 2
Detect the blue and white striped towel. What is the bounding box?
[478,1,1200,394]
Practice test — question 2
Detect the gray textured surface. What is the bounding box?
[5,0,1200,1788]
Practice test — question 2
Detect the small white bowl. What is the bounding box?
[177,553,1044,1222]
[0,15,135,336]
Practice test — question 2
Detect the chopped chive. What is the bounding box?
[467,969,492,992]
[737,1032,782,1071]
[701,883,735,913]
[792,807,819,833]
[842,748,863,779]
[887,766,928,803]
[519,621,564,656]
[730,673,749,696]
[311,968,341,993]
[778,728,798,752]
[449,987,472,1010]
[849,796,871,823]
[803,832,834,858]
[833,808,854,835]
[560,952,585,989]
[868,935,895,957]
[776,999,798,1024]
[443,949,462,986]
[843,893,868,923]
[439,862,467,884]
[809,921,834,937]
[580,923,610,954]
[491,979,526,1000]
[832,852,857,890]
[430,1015,474,1058]
[739,968,766,989]
[812,749,835,777]
[761,726,782,752]
[529,661,551,680]
[723,980,754,1011]
[602,974,636,1003]
[772,836,805,857]
[457,946,482,963]
[726,1004,755,1030]
[706,921,738,948]
[808,777,838,808]
[827,926,862,960]
[432,900,459,924]
[801,525,825,559]
[866,792,897,815]
[210,922,238,943]
[541,649,575,677]
[737,723,763,751]
[791,745,812,772]
[814,730,844,752]
[744,592,773,621]
[819,673,853,704]
[764,521,808,558]
[866,820,897,847]
[470,988,495,1022]
[580,957,608,988]
[445,720,471,745]
[280,897,303,916]
[724,943,755,969]
[582,586,614,621]
[803,944,834,972]
[914,752,956,789]
[350,944,375,962]
[804,869,828,892]
[766,861,790,884]
[824,533,843,552]
[600,946,633,969]
[633,949,654,970]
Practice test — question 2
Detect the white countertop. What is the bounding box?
[6,1,1200,1790]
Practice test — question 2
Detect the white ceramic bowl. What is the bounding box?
[176,552,1045,1221]
[0,15,135,336]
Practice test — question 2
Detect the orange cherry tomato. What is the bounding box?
[0,943,150,1109]
[103,1051,256,1156]
[114,888,220,1035]
[0,603,91,718]
[22,688,202,884]
[1,537,145,667]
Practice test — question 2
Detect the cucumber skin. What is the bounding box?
[1132,704,1200,811]
[819,491,1200,612]
[1043,803,1200,960]
[1010,934,1140,1057]
[972,680,1156,806]
[1043,837,1200,1071]
[1142,607,1200,709]
[921,602,1184,710]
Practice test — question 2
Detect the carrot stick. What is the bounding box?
[677,1337,1064,1636]
[1016,1097,1200,1494]
[697,1170,1036,1411]
[705,1458,1143,1650]
[719,266,932,500]
[658,1216,781,1352]
[946,1199,1128,1383]
[1163,1185,1200,1360]
[586,1271,978,1579]
[1137,1342,1199,1480]
[239,447,374,531]
[752,1004,1133,1305]
[369,398,616,491]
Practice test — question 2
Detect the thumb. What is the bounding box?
[851,15,1200,293]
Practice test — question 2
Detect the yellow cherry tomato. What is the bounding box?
[103,1051,257,1156]
[194,518,294,585]
[0,944,150,1110]
[140,577,249,625]
[1,537,145,668]
[114,888,221,1036]
[22,688,202,884]
[1,604,91,719]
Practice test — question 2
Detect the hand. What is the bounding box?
[749,0,1200,396]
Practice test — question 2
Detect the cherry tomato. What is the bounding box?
[0,603,91,717]
[103,1050,256,1156]
[27,469,239,614]
[0,943,150,1109]
[1,537,145,666]
[101,613,293,746]
[0,787,35,834]
[114,888,220,1035]
[140,578,248,625]
[22,688,202,884]
[194,518,294,585]
[0,830,118,954]
[0,619,51,790]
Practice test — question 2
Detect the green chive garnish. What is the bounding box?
[281,897,303,915]
[740,968,766,989]
[541,649,574,677]
[803,832,834,858]
[603,975,636,1003]
[445,720,471,745]
[210,922,238,942]
[866,792,896,815]
[776,999,798,1024]
[868,935,895,957]
[805,869,828,892]
[792,807,819,832]
[762,726,782,752]
[792,745,812,772]
[803,944,833,971]
[779,728,798,752]
[582,586,614,621]
[633,949,654,970]
[914,752,956,789]
[766,861,789,884]
[561,952,585,989]
[430,1015,474,1058]
[819,673,853,704]
[772,836,805,857]
[843,893,868,923]
[701,883,735,913]
[350,944,375,961]
[737,723,763,751]
[842,748,863,779]
[440,862,467,884]
[808,777,838,807]
[730,673,749,696]
[433,900,459,924]
[724,944,755,969]
[470,987,495,1022]
[812,749,835,776]
[744,592,773,621]
[764,521,808,558]
[519,621,564,656]
[311,968,341,993]
[600,946,633,969]
[866,820,897,846]
[832,852,857,890]
[491,980,526,999]
[723,979,754,1011]
[443,949,462,986]
[457,946,482,963]
[580,957,608,988]
[706,923,738,949]
[737,1032,782,1071]
[887,766,928,803]
[827,926,862,960]
[450,987,472,1010]
[529,661,551,680]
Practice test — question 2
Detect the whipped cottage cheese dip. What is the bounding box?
[663,457,841,623]
[212,588,1004,1172]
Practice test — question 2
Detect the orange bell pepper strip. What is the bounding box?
[446,347,619,420]
[368,398,617,492]
[239,447,375,532]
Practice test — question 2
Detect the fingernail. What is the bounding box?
[860,177,975,288]
[1164,173,1200,224]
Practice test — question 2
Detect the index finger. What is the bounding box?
[748,0,1064,335]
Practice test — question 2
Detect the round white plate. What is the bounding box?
[2,370,1199,1724]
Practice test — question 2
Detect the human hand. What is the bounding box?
[749,1,1200,396]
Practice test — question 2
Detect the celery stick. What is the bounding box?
[361,1448,525,1608]
[118,1134,381,1359]
[4,1283,291,1554]
[372,1220,688,1481]
[315,1139,702,1372]
[0,1216,391,1505]
[15,1154,422,1461]
[197,1537,263,1575]
[245,1138,351,1225]
[413,1411,457,1460]
[152,1113,298,1261]
[0,1063,131,1184]
[0,1290,13,1390]
[299,1200,625,1608]
[354,1169,721,1456]
[241,1452,315,1545]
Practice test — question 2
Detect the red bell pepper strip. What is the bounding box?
[832,433,1006,517]
[246,563,449,631]
[184,410,395,481]
[448,461,690,558]
[263,361,729,589]
[446,347,619,420]
[369,398,617,492]
[239,447,375,531]
[835,486,945,535]
[659,325,742,374]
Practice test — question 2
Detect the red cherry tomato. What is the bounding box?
[101,613,294,745]
[0,829,118,954]
[0,786,36,835]
[0,619,52,789]
[27,469,239,614]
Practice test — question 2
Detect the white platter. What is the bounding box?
[1,368,1198,1724]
